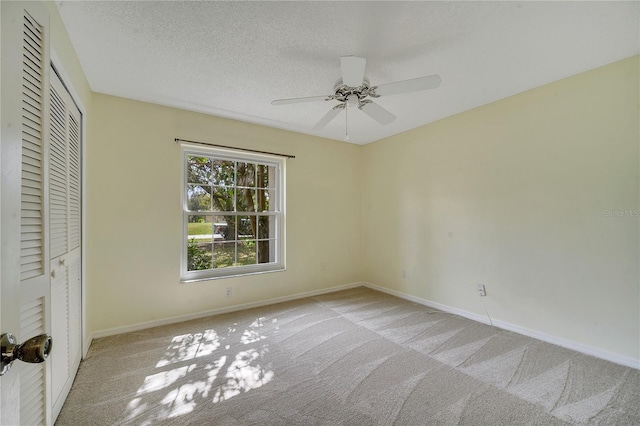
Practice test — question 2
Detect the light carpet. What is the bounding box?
[56,287,639,425]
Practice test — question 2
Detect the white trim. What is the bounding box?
[49,51,86,117]
[90,282,362,339]
[181,265,286,283]
[361,282,640,370]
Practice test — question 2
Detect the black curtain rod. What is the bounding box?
[175,138,295,159]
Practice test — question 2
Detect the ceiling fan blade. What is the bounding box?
[374,74,441,97]
[340,56,366,87]
[312,105,344,131]
[359,101,396,125]
[271,95,332,106]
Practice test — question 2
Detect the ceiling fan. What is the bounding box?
[271,56,441,131]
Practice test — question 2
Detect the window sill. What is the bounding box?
[180,265,286,283]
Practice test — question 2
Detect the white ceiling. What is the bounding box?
[56,1,639,145]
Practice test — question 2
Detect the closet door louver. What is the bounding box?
[51,267,70,402]
[69,114,81,250]
[49,78,81,255]
[49,84,68,260]
[68,256,82,368]
[20,298,46,426]
[21,12,45,281]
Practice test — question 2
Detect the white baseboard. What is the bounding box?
[90,282,363,340]
[362,282,640,370]
[83,335,92,359]
[363,282,493,325]
[489,318,640,370]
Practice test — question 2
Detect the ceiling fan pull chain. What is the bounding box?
[345,104,349,141]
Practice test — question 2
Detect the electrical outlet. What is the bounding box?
[225,287,232,298]
[477,284,486,297]
[320,263,327,271]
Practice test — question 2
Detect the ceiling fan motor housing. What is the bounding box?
[333,77,379,106]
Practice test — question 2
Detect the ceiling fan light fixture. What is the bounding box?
[346,94,359,107]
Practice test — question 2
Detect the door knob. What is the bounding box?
[0,333,52,376]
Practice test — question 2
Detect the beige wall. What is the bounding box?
[361,56,639,361]
[86,95,362,333]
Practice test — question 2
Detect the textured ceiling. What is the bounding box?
[56,1,639,145]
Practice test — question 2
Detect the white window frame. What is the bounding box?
[180,144,285,282]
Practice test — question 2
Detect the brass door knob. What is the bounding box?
[0,333,52,376]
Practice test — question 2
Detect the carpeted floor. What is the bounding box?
[56,287,639,425]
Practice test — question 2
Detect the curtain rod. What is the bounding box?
[175,138,295,159]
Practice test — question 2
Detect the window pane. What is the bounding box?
[256,189,271,212]
[187,185,211,211]
[218,216,236,242]
[213,216,229,242]
[257,215,274,239]
[211,187,235,212]
[187,240,212,271]
[237,162,256,187]
[187,214,213,271]
[237,216,255,240]
[236,188,256,212]
[257,240,274,264]
[213,242,235,268]
[237,241,257,265]
[257,165,276,189]
[187,156,212,185]
[187,215,213,240]
[211,160,235,186]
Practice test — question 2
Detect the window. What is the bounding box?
[181,146,284,281]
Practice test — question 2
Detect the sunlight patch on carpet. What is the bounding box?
[156,329,220,367]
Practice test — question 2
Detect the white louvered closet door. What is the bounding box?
[49,70,83,421]
[19,6,52,426]
[2,2,52,425]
